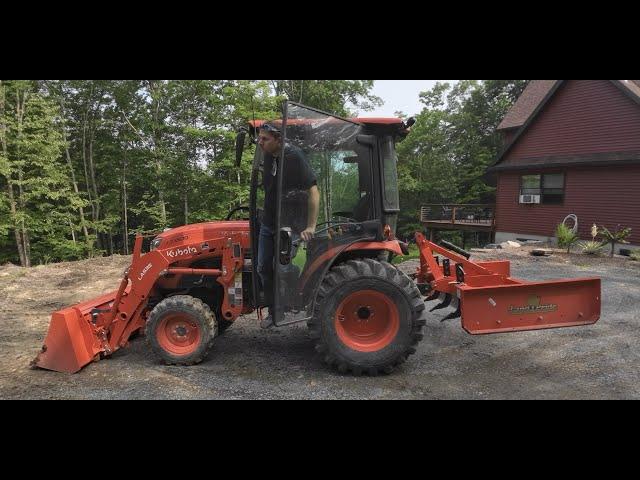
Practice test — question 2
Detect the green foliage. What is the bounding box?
[392,244,420,264]
[129,194,168,235]
[1,80,80,265]
[599,225,632,257]
[579,240,603,255]
[1,79,528,267]
[394,80,528,237]
[1,80,311,264]
[270,80,382,116]
[396,222,422,242]
[556,223,579,253]
[630,250,640,261]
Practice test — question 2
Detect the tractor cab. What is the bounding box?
[239,102,413,326]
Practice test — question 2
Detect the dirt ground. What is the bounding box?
[1,245,639,399]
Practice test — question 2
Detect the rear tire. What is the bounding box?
[308,259,426,375]
[146,295,216,366]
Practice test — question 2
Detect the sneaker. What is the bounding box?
[260,314,275,329]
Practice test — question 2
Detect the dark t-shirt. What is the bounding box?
[263,144,317,231]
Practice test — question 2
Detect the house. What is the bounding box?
[488,80,640,252]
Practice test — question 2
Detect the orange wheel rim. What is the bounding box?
[156,313,201,355]
[334,290,400,352]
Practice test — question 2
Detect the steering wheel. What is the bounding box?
[226,206,250,221]
[315,217,358,230]
[311,222,363,241]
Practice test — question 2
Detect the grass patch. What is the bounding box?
[392,244,420,264]
[292,243,420,267]
[292,246,307,270]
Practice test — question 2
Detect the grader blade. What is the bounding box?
[413,232,601,335]
[458,278,601,334]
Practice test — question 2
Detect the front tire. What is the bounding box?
[308,259,426,375]
[146,295,217,366]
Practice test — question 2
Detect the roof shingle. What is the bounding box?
[497,80,558,131]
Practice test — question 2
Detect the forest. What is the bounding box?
[0,80,527,266]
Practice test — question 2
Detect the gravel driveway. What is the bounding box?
[1,248,638,399]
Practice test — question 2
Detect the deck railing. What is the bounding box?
[420,204,495,226]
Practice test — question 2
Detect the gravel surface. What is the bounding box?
[1,247,639,399]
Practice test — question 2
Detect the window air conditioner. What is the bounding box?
[519,194,541,204]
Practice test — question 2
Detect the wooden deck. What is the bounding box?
[420,204,496,241]
[422,219,495,231]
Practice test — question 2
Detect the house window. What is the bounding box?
[520,173,564,204]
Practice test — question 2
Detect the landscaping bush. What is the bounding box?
[579,241,603,256]
[599,225,632,257]
[556,223,579,253]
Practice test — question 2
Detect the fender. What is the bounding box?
[301,239,404,316]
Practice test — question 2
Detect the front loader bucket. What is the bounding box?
[31,290,119,373]
[458,277,601,335]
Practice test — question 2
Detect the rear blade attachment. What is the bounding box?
[415,232,601,334]
[459,277,601,334]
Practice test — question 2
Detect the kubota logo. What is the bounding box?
[138,263,153,281]
[166,246,197,258]
[508,295,557,315]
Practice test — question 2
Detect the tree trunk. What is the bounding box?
[81,105,95,221]
[16,88,31,267]
[22,221,31,268]
[5,184,26,266]
[121,146,129,255]
[148,80,167,226]
[184,192,189,225]
[88,128,100,222]
[69,220,77,245]
[158,189,167,226]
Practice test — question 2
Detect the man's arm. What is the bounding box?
[301,185,320,241]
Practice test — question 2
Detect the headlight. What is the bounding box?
[150,238,162,251]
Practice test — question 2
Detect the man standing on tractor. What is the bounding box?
[256,122,320,328]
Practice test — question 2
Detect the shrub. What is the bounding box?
[599,225,632,257]
[556,223,579,253]
[579,241,603,256]
[630,250,640,261]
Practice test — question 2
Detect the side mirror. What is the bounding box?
[356,134,376,147]
[235,129,247,167]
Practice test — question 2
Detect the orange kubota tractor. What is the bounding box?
[32,102,601,375]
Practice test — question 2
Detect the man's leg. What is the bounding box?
[257,224,275,328]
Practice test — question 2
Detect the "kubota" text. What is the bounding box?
[166,246,197,258]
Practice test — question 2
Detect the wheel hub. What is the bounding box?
[157,314,202,355]
[356,306,372,321]
[335,290,399,352]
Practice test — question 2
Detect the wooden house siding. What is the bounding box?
[501,80,640,166]
[496,166,640,245]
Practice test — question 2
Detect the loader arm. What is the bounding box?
[414,232,601,334]
[32,233,246,373]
